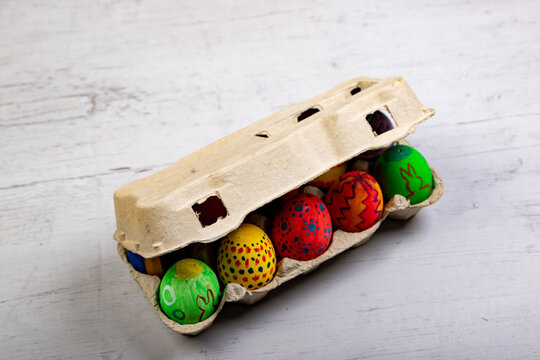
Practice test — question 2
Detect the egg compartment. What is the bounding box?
[116,146,443,335]
[113,76,444,335]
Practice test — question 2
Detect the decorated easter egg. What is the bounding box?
[217,224,276,290]
[159,258,221,325]
[374,145,433,205]
[160,247,190,274]
[325,170,383,232]
[272,193,333,261]
[126,250,146,273]
[367,110,394,133]
[125,250,164,276]
[308,163,347,189]
[356,110,396,160]
[280,188,300,205]
[143,257,164,276]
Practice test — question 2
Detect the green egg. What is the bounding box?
[159,258,221,325]
[374,145,433,205]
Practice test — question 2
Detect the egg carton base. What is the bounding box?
[118,166,443,335]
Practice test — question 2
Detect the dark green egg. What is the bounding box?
[374,145,433,205]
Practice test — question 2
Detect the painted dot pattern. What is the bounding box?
[325,170,384,232]
[271,193,333,261]
[217,223,277,290]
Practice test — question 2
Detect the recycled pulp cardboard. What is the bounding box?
[113,76,444,335]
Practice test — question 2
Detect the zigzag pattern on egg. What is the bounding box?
[325,177,362,227]
[327,174,373,231]
[325,171,383,232]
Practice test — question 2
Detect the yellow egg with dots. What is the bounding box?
[217,223,277,290]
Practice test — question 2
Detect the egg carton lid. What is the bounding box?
[113,76,435,258]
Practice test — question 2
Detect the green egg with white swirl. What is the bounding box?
[159,258,221,324]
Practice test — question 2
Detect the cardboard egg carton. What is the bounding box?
[113,76,444,335]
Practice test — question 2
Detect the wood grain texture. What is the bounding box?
[0,0,539,359]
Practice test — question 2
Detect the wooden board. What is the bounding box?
[2,0,540,358]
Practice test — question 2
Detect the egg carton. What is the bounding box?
[113,76,444,335]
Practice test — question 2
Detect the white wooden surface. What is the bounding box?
[1,0,539,359]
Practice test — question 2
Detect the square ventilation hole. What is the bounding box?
[365,107,397,136]
[192,193,228,227]
[297,107,321,122]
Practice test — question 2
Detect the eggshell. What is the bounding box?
[374,144,433,204]
[217,223,277,290]
[126,250,163,276]
[272,193,333,261]
[356,110,396,160]
[160,247,190,274]
[126,250,146,273]
[308,163,347,189]
[325,170,383,232]
[159,258,221,324]
[144,257,164,276]
[280,188,300,205]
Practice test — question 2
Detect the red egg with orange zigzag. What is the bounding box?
[325,170,383,232]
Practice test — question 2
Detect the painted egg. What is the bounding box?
[126,250,146,273]
[159,247,191,275]
[308,163,347,189]
[217,223,276,290]
[325,170,383,232]
[374,144,433,205]
[280,188,300,205]
[272,193,333,261]
[143,257,164,276]
[356,110,396,160]
[159,258,221,325]
[126,250,164,276]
